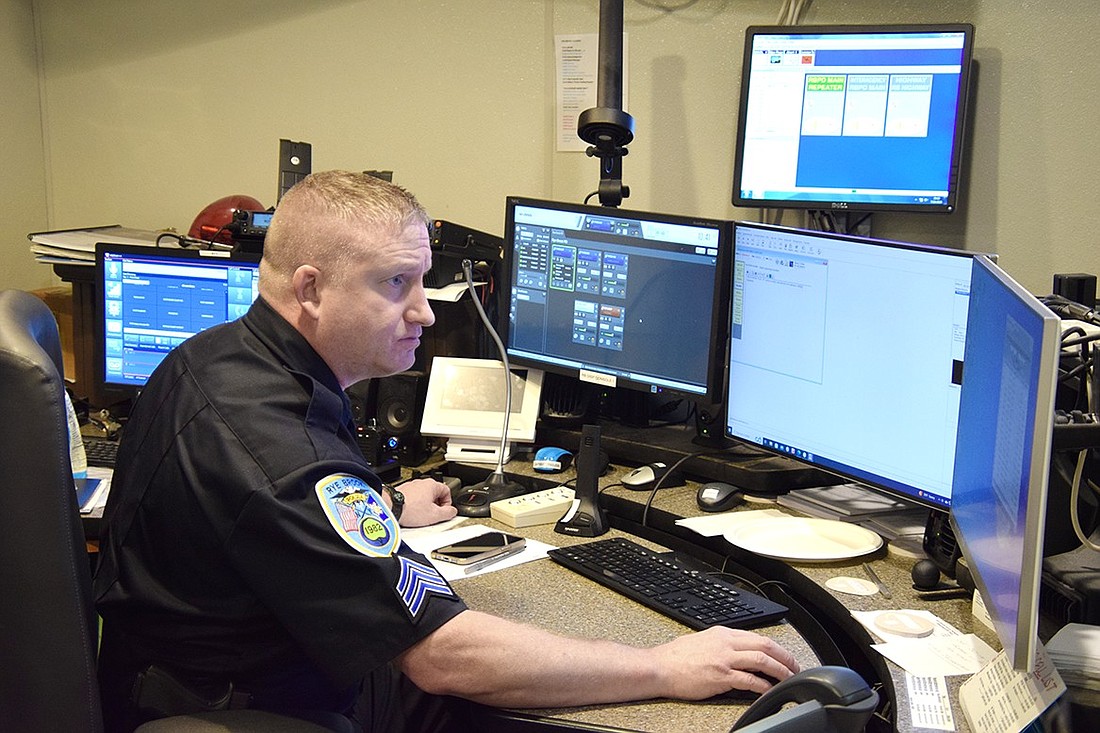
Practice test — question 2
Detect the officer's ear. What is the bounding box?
[292,265,323,320]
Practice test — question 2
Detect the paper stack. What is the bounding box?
[1046,622,1100,703]
[776,482,912,519]
[29,226,161,265]
[775,483,928,554]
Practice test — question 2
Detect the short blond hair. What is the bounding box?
[260,170,431,289]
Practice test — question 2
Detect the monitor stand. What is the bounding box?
[537,420,839,496]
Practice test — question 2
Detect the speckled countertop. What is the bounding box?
[441,460,1002,733]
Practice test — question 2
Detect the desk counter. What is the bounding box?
[439,460,1001,732]
[455,522,819,733]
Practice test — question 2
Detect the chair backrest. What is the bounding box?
[0,289,103,731]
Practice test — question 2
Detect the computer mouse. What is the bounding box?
[621,462,684,491]
[533,446,573,473]
[622,464,656,487]
[696,481,745,512]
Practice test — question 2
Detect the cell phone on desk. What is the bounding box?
[430,531,526,565]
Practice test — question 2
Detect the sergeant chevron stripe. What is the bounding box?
[396,556,455,619]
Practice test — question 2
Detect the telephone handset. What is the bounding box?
[729,666,878,733]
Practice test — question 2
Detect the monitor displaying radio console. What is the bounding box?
[501,197,732,404]
[95,243,261,401]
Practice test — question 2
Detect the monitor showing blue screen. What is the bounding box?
[95,243,261,397]
[732,24,975,213]
[723,222,980,509]
[950,255,1060,671]
[501,197,732,402]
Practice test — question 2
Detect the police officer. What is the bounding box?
[94,171,799,732]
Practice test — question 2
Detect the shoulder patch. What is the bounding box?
[315,473,400,557]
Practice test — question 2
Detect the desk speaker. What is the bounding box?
[375,371,430,466]
[345,379,400,481]
[346,378,377,428]
[922,510,961,578]
[692,398,734,448]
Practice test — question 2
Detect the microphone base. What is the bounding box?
[452,473,527,518]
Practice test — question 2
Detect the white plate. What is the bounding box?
[724,516,883,562]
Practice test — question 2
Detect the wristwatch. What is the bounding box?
[381,483,405,521]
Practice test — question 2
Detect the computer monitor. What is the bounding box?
[950,255,1060,672]
[95,243,261,402]
[732,24,975,213]
[723,221,981,509]
[502,197,732,404]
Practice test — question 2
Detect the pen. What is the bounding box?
[862,562,892,599]
[464,545,526,575]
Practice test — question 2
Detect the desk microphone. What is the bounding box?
[450,259,526,517]
[554,424,608,537]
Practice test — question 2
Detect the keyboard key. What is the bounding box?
[83,437,119,468]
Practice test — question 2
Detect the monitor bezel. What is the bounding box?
[722,220,987,510]
[949,255,1059,672]
[500,196,733,405]
[93,242,262,404]
[731,23,976,214]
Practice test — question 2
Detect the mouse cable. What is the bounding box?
[639,448,730,527]
[707,567,776,599]
[743,571,880,681]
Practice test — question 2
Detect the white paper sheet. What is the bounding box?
[872,634,996,677]
[402,523,554,581]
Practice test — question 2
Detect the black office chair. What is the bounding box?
[0,290,347,733]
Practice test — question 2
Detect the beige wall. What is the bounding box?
[1,0,49,291]
[7,0,1099,295]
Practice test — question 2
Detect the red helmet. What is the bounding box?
[188,194,265,244]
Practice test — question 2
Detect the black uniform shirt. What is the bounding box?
[94,296,466,703]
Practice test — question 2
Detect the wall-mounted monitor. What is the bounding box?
[732,24,975,213]
[950,255,1060,672]
[723,221,983,509]
[95,243,261,403]
[501,197,732,404]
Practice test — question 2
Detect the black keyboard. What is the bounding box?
[83,437,120,468]
[547,537,788,630]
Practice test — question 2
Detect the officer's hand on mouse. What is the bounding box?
[650,626,800,699]
[396,478,459,527]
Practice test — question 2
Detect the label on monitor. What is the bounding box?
[579,369,616,388]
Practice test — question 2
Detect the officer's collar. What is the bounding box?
[241,296,347,403]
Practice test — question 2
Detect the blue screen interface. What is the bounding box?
[735,27,972,210]
[100,248,260,387]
